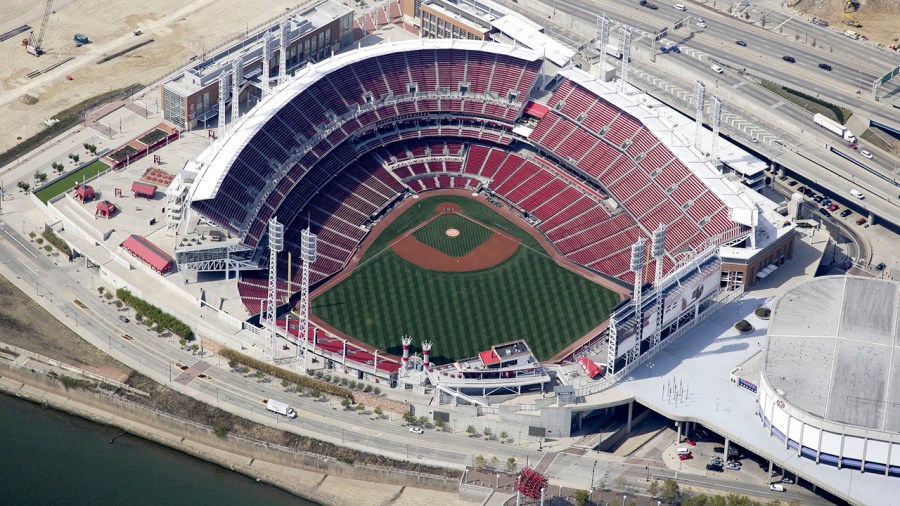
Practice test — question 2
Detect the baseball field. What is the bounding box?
[311,195,620,364]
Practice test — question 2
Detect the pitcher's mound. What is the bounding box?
[446,228,460,237]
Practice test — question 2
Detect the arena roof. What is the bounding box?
[188,39,543,203]
[764,276,900,432]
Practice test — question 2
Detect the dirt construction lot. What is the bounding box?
[0,0,309,157]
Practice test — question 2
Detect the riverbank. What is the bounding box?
[0,363,468,505]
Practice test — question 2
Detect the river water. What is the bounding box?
[0,392,315,505]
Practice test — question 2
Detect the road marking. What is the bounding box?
[16,257,38,276]
[0,222,38,258]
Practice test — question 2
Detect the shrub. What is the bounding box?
[356,402,365,412]
[341,398,352,410]
[41,226,71,257]
[104,292,113,300]
[17,181,30,191]
[474,455,486,471]
[228,358,238,370]
[213,422,228,438]
[506,457,517,473]
[337,455,355,465]
[373,407,383,417]
[116,288,193,340]
[466,425,477,436]
[36,238,44,245]
[735,320,753,333]
[483,427,493,439]
[34,171,47,182]
[219,347,352,399]
[403,411,416,424]
[574,490,589,506]
[754,307,771,319]
[44,245,52,253]
[113,300,123,309]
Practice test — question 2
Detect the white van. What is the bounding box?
[769,484,785,492]
[711,65,724,74]
[676,447,691,455]
[850,189,864,199]
[674,3,686,10]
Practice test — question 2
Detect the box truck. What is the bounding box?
[813,113,856,143]
[266,399,297,419]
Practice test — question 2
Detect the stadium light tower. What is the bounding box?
[617,27,632,93]
[279,18,291,85]
[710,96,723,167]
[217,69,230,140]
[296,227,317,370]
[261,30,272,96]
[606,313,618,376]
[627,238,646,366]
[264,216,285,363]
[231,56,243,125]
[651,224,666,350]
[693,80,706,151]
[596,14,610,79]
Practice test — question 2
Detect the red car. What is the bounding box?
[828,204,839,212]
[849,143,859,150]
[857,217,867,225]
[679,453,693,460]
[683,438,697,446]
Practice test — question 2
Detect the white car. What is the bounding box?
[860,150,873,159]
[674,3,686,10]
[408,426,424,434]
[711,65,724,74]
[696,21,707,28]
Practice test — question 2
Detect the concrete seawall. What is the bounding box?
[0,362,467,505]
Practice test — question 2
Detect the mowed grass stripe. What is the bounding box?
[413,213,492,257]
[313,246,618,363]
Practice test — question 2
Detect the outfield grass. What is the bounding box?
[314,196,618,363]
[413,213,491,256]
[35,159,110,204]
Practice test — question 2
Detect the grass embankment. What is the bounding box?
[0,84,142,170]
[124,371,460,478]
[757,78,852,124]
[315,196,618,363]
[35,159,110,203]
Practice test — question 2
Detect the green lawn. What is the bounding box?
[313,197,618,364]
[413,213,492,257]
[35,159,110,204]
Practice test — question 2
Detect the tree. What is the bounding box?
[474,454,487,471]
[113,300,123,309]
[373,407,383,418]
[356,402,365,412]
[402,411,416,424]
[418,415,429,427]
[466,425,477,436]
[179,337,187,347]
[254,370,265,380]
[135,313,144,323]
[435,418,445,429]
[490,456,499,470]
[660,478,680,504]
[34,172,47,182]
[573,490,590,506]
[505,456,517,473]
[483,427,493,439]
[648,480,660,497]
[281,379,291,388]
[341,398,352,410]
[213,422,228,438]
[228,358,238,370]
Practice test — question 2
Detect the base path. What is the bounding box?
[389,203,520,272]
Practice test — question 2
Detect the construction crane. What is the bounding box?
[22,0,54,57]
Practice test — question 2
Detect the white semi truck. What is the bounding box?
[813,114,856,143]
[266,399,298,419]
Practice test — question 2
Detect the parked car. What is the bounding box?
[819,208,832,217]
[713,447,725,453]
[726,462,742,470]
[813,195,824,203]
[119,316,130,323]
[660,46,669,54]
[706,464,724,472]
[779,175,789,181]
[670,46,681,53]
[861,150,874,159]
[735,40,747,46]
[683,438,696,446]
[788,181,798,187]
[876,262,886,271]
[408,426,424,434]
[679,453,693,460]
[782,56,796,63]
[828,204,839,211]
[782,478,794,484]
[840,209,852,217]
[857,217,867,225]
[818,63,832,71]
[710,456,723,463]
